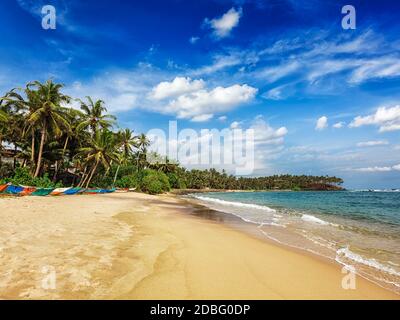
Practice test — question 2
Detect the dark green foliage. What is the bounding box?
[4,167,62,188]
[180,169,344,191]
[166,172,185,189]
[115,174,140,188]
[91,175,114,188]
[140,169,170,194]
[0,163,14,180]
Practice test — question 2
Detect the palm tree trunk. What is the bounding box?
[34,124,46,178]
[112,165,120,187]
[62,136,69,157]
[13,143,17,169]
[53,136,69,181]
[31,129,35,163]
[78,173,89,188]
[0,137,2,166]
[52,161,58,181]
[85,160,99,188]
[77,166,87,187]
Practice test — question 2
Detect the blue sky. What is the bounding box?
[1,0,400,188]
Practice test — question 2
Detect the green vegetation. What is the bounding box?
[0,79,344,194]
[1,167,62,188]
[140,170,170,194]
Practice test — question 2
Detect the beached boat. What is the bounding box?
[84,188,116,194]
[0,184,9,193]
[50,188,71,196]
[19,186,36,196]
[62,188,82,195]
[4,185,25,195]
[31,188,54,196]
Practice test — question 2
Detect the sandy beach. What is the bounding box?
[0,192,398,300]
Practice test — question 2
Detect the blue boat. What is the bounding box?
[5,185,24,195]
[62,188,82,195]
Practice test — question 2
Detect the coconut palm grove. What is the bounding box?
[0,80,343,194]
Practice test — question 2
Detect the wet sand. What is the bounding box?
[0,192,398,299]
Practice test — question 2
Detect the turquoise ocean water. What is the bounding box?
[190,191,400,294]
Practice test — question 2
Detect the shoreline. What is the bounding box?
[179,193,400,295]
[0,192,398,299]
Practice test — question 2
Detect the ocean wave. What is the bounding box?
[350,189,400,192]
[192,195,276,213]
[336,247,400,277]
[301,214,329,225]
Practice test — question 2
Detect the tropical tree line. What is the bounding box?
[0,80,343,194]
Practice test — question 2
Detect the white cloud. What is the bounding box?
[65,72,143,113]
[242,30,400,100]
[191,53,242,76]
[307,59,358,82]
[190,114,214,122]
[256,61,300,83]
[147,115,287,174]
[218,115,227,122]
[223,116,288,170]
[189,36,199,44]
[350,161,400,173]
[263,87,283,100]
[354,166,393,172]
[230,121,240,129]
[348,57,400,84]
[333,121,345,128]
[204,7,242,39]
[249,117,288,170]
[356,140,389,147]
[149,77,205,100]
[349,105,400,132]
[250,117,288,146]
[64,64,257,121]
[164,84,257,121]
[315,116,328,130]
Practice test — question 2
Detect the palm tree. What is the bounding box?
[135,133,150,170]
[0,104,8,165]
[0,109,7,122]
[1,86,40,169]
[152,156,177,174]
[117,128,138,159]
[24,80,71,177]
[77,130,118,188]
[108,129,138,186]
[51,108,86,180]
[76,97,116,135]
[137,133,150,152]
[112,151,125,187]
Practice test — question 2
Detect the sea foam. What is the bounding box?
[336,247,400,277]
[193,195,276,212]
[301,214,329,225]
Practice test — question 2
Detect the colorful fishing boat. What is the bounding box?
[84,188,116,194]
[20,186,36,196]
[84,188,102,194]
[5,185,24,195]
[50,188,71,196]
[31,188,54,196]
[0,183,9,193]
[62,188,82,195]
